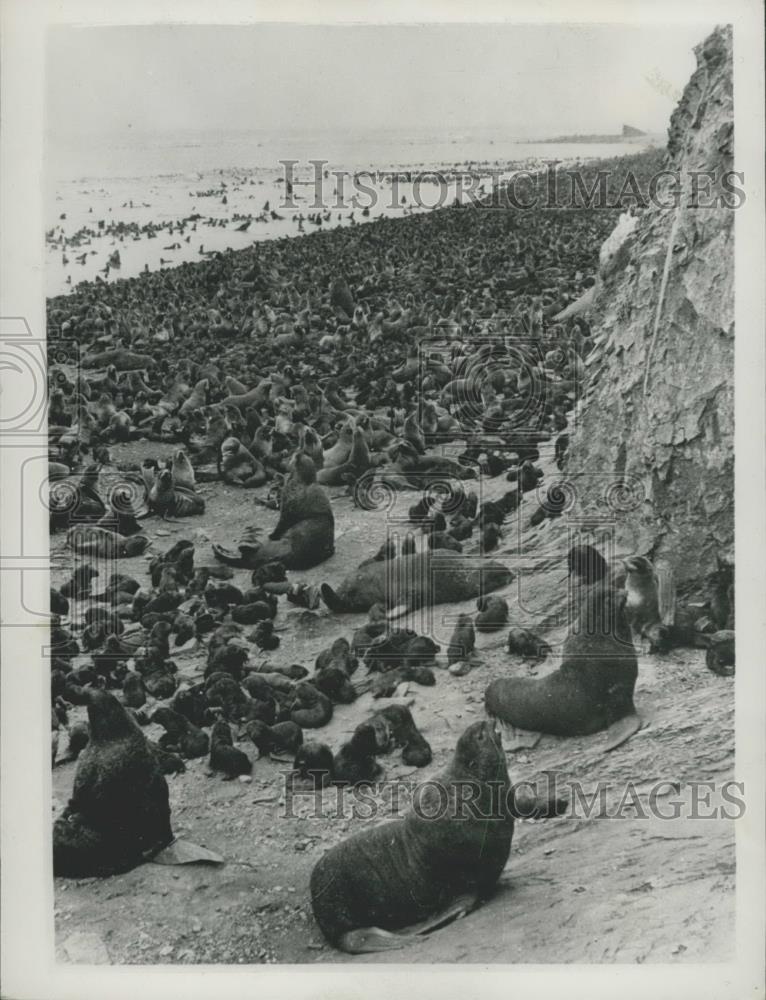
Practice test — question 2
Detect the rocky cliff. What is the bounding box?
[567,25,734,595]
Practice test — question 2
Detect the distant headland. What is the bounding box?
[533,124,648,143]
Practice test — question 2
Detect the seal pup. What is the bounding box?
[485,584,640,751]
[293,741,335,787]
[623,555,663,637]
[475,595,509,632]
[320,550,512,617]
[311,720,520,952]
[209,718,252,778]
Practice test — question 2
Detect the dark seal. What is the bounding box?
[485,584,640,747]
[320,550,512,615]
[310,720,513,953]
[53,690,173,877]
[213,453,334,570]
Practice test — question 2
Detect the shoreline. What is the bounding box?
[47,146,662,298]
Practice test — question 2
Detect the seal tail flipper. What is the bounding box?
[320,583,346,613]
[339,927,413,954]
[212,543,246,567]
[150,838,224,866]
[387,603,411,621]
[488,714,542,751]
[405,892,479,936]
[603,712,642,752]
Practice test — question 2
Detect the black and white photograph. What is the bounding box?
[0,2,764,997]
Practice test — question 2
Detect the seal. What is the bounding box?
[475,595,509,632]
[370,704,432,767]
[149,468,205,519]
[67,526,149,559]
[212,453,334,570]
[287,680,334,728]
[332,724,383,785]
[209,718,252,778]
[310,720,513,952]
[293,741,335,787]
[485,584,641,749]
[53,690,174,877]
[317,426,372,486]
[322,419,355,468]
[320,550,512,617]
[447,613,475,665]
[219,437,268,488]
[623,555,661,634]
[171,449,196,490]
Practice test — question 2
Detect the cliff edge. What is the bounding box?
[567,25,734,594]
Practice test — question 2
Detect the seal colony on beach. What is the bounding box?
[44,140,735,959]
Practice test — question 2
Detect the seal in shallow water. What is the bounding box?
[320,550,512,616]
[310,719,518,952]
[485,584,640,748]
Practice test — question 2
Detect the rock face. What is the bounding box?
[568,26,734,593]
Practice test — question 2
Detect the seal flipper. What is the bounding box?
[320,583,347,613]
[339,927,412,954]
[603,712,642,752]
[212,543,246,567]
[339,893,479,953]
[405,892,479,935]
[496,719,541,750]
[387,603,411,621]
[150,838,224,866]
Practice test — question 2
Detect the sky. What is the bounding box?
[46,22,715,139]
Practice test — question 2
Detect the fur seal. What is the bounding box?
[310,720,513,952]
[316,426,371,486]
[447,614,476,665]
[247,720,303,757]
[288,681,333,729]
[293,741,335,787]
[475,595,509,632]
[67,526,149,559]
[209,719,252,777]
[332,724,383,786]
[152,707,209,759]
[322,419,355,468]
[219,437,268,488]
[149,469,205,519]
[321,550,512,616]
[212,453,334,570]
[485,584,640,748]
[623,556,662,635]
[171,450,196,490]
[506,628,552,660]
[705,631,735,676]
[370,704,432,766]
[53,691,173,877]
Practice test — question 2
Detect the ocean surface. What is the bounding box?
[46,128,660,296]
